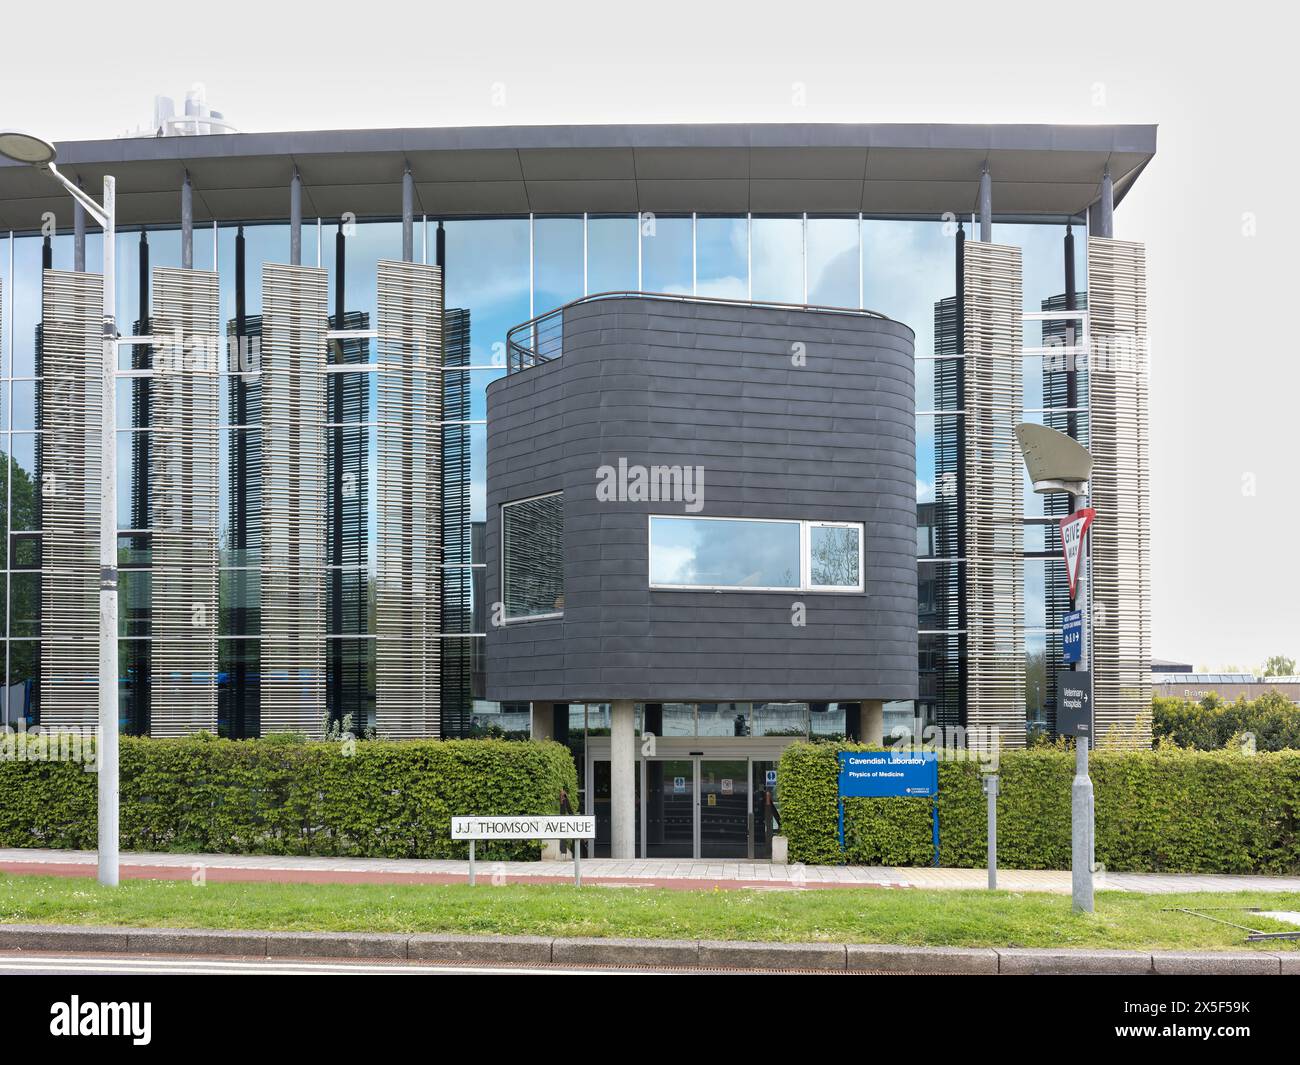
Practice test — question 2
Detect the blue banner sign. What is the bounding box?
[1062,610,1083,664]
[838,751,938,798]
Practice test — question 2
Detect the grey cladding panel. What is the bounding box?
[486,298,917,703]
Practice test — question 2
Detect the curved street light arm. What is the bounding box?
[46,162,109,228]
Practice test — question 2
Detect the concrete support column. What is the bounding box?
[860,700,884,746]
[181,171,194,270]
[401,167,414,263]
[610,700,636,859]
[73,190,86,272]
[289,167,302,266]
[1093,165,1114,238]
[530,702,555,742]
[978,165,992,242]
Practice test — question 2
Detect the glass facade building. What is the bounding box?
[0,122,1153,749]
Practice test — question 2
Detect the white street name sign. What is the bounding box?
[451,815,596,840]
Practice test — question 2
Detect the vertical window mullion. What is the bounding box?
[858,212,864,310]
[691,212,697,296]
[746,213,752,301]
[795,522,806,590]
[802,212,808,304]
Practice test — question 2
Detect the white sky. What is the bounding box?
[4,0,1296,670]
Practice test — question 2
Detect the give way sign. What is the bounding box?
[1059,508,1095,599]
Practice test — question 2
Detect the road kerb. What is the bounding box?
[0,924,1289,973]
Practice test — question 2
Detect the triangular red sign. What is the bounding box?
[1059,508,1095,600]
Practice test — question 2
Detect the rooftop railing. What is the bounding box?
[504,291,896,373]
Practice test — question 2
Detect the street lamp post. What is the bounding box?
[1015,422,1094,913]
[0,131,118,887]
[1067,485,1094,913]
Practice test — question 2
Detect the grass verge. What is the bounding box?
[1,874,1299,950]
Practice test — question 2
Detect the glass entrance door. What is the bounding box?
[645,758,694,858]
[752,760,778,859]
[699,759,749,858]
[592,753,779,859]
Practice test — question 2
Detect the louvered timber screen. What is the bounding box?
[1086,237,1152,747]
[962,243,1025,748]
[260,264,328,735]
[375,260,442,738]
[149,268,220,734]
[39,270,103,727]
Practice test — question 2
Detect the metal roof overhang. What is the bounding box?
[0,122,1157,230]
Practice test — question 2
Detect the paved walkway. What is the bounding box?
[1,848,1297,895]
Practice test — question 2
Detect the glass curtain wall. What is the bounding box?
[1,210,1084,737]
[997,220,1088,733]
[865,218,964,730]
[441,218,529,735]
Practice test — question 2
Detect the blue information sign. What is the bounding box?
[838,751,938,797]
[1062,610,1083,664]
[836,752,940,864]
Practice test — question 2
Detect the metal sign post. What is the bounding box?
[1072,736,1095,912]
[1060,503,1096,914]
[1015,424,1097,915]
[984,774,998,890]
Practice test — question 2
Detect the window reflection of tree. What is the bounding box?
[811,527,858,586]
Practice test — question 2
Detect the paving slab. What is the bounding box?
[5,848,1300,895]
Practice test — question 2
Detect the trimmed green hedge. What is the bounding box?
[778,742,1300,874]
[0,734,578,861]
[1154,692,1300,752]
